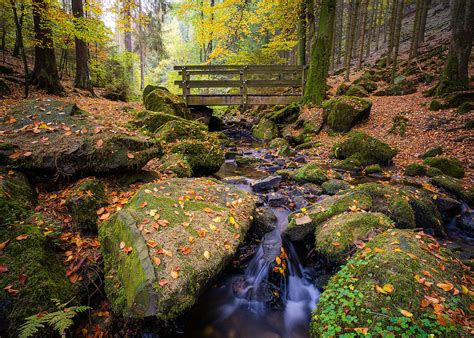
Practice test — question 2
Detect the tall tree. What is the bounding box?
[344,0,360,81]
[31,0,63,94]
[9,0,29,97]
[390,0,404,83]
[435,0,473,96]
[304,0,336,104]
[72,0,94,93]
[298,0,307,66]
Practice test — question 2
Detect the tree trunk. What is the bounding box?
[335,0,343,65]
[435,0,473,95]
[9,0,29,98]
[417,0,430,43]
[358,0,368,68]
[306,0,315,65]
[386,0,398,67]
[375,0,382,50]
[304,0,336,104]
[366,0,377,57]
[391,0,404,83]
[138,0,145,90]
[298,0,307,66]
[72,0,94,93]
[344,0,360,81]
[123,0,133,80]
[31,0,63,94]
[12,8,24,58]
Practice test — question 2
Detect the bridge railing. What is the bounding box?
[173,65,306,106]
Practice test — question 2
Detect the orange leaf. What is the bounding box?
[374,247,384,253]
[153,256,161,266]
[15,234,29,241]
[354,328,369,334]
[127,153,135,159]
[158,279,168,286]
[375,285,387,294]
[96,139,104,148]
[382,284,394,293]
[99,213,110,220]
[436,281,454,292]
[400,309,413,318]
[331,241,341,247]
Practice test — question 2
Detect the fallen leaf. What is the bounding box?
[127,153,135,159]
[170,270,179,279]
[436,281,454,292]
[153,256,161,266]
[400,309,413,318]
[0,240,10,251]
[382,284,394,293]
[0,265,8,274]
[96,207,105,215]
[99,213,110,220]
[146,240,158,248]
[15,234,29,241]
[354,328,369,334]
[158,279,168,286]
[3,285,19,296]
[203,250,211,259]
[375,285,387,294]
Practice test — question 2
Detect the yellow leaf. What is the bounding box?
[170,270,179,279]
[374,247,384,253]
[383,284,394,293]
[400,309,413,318]
[275,256,282,265]
[203,250,211,259]
[375,285,387,294]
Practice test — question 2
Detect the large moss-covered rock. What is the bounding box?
[0,171,35,226]
[333,131,397,165]
[143,87,188,117]
[169,139,224,176]
[420,146,443,159]
[0,223,75,333]
[66,177,108,233]
[0,100,162,177]
[315,212,393,261]
[321,179,350,195]
[129,110,207,134]
[345,84,369,97]
[323,96,372,132]
[154,119,207,143]
[423,157,465,178]
[269,138,289,149]
[311,230,472,337]
[431,175,473,206]
[155,153,192,178]
[266,103,300,124]
[99,178,256,320]
[252,118,278,141]
[374,79,417,96]
[285,192,372,242]
[405,163,427,176]
[333,153,363,172]
[289,162,329,184]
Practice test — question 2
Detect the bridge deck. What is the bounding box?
[174,65,306,106]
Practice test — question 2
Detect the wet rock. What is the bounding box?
[0,100,162,177]
[267,193,286,208]
[115,170,160,187]
[66,177,108,233]
[99,178,256,320]
[423,157,465,178]
[292,195,309,209]
[435,195,462,213]
[333,131,397,165]
[301,183,323,197]
[315,212,393,261]
[143,87,188,117]
[235,156,260,167]
[0,170,35,226]
[311,230,472,337]
[251,176,282,192]
[458,209,474,236]
[431,176,473,206]
[322,96,372,132]
[293,155,307,164]
[252,118,278,141]
[251,207,277,237]
[289,162,329,184]
[321,179,350,195]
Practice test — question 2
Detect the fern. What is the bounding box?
[18,302,90,338]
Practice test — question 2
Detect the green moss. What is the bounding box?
[405,163,427,176]
[269,137,289,149]
[429,99,443,111]
[295,141,321,151]
[365,164,382,174]
[311,230,471,337]
[423,157,465,178]
[333,153,363,172]
[0,223,75,332]
[323,96,372,132]
[266,103,300,124]
[465,119,474,130]
[333,131,397,165]
[374,80,417,96]
[143,88,188,117]
[66,178,108,233]
[357,80,378,93]
[336,83,349,96]
[170,139,224,176]
[321,179,350,195]
[431,175,472,205]
[252,118,279,141]
[315,212,393,261]
[420,146,443,159]
[345,84,369,97]
[426,166,444,177]
[457,102,473,114]
[235,156,260,167]
[156,153,192,178]
[154,119,207,142]
[285,192,372,241]
[0,172,35,226]
[129,110,207,134]
[290,162,329,184]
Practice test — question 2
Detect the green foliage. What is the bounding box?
[19,299,89,338]
[389,112,409,136]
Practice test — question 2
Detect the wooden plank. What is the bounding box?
[174,65,303,71]
[177,69,304,76]
[186,95,302,106]
[246,80,301,87]
[174,80,301,88]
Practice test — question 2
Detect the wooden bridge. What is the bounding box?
[174,65,306,106]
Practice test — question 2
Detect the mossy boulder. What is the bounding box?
[289,162,329,184]
[0,223,75,333]
[333,153,363,172]
[269,138,289,149]
[420,146,443,159]
[405,163,427,176]
[99,178,256,320]
[66,178,108,233]
[311,230,472,337]
[266,103,300,124]
[431,176,473,206]
[0,100,162,177]
[252,118,278,141]
[235,156,260,167]
[336,83,349,96]
[285,192,372,242]
[129,110,207,134]
[333,131,397,166]
[374,79,417,96]
[155,153,192,178]
[365,164,382,174]
[323,96,372,132]
[321,179,350,195]
[315,212,394,261]
[0,171,35,226]
[334,133,395,166]
[154,119,207,143]
[345,84,369,97]
[355,80,378,93]
[426,166,444,177]
[423,157,464,178]
[457,102,473,114]
[169,139,224,176]
[143,87,188,117]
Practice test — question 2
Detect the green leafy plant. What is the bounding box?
[18,299,89,338]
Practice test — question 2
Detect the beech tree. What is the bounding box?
[72,0,94,93]
[31,0,63,94]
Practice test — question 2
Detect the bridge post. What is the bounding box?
[242,66,248,108]
[181,66,189,106]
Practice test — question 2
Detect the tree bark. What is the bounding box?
[72,0,94,93]
[138,0,145,90]
[358,0,368,68]
[344,0,360,81]
[12,6,24,58]
[391,0,404,83]
[306,0,315,64]
[31,0,63,94]
[386,0,398,67]
[435,0,473,95]
[9,0,29,98]
[298,0,307,66]
[417,0,430,43]
[304,0,336,104]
